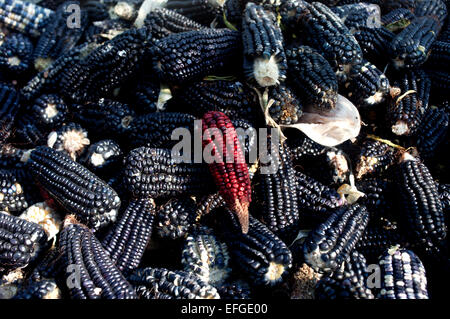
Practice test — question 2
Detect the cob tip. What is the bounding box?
[233,199,250,234]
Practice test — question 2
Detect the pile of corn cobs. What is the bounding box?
[0,0,448,299]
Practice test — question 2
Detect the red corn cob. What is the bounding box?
[202,111,251,233]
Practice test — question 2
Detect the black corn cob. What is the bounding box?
[254,143,300,240]
[181,225,231,285]
[303,203,369,273]
[377,247,429,299]
[388,69,431,136]
[128,74,163,114]
[381,0,417,12]
[11,115,46,147]
[0,211,48,270]
[28,146,121,231]
[315,250,374,299]
[344,60,390,107]
[295,170,345,213]
[80,0,109,21]
[353,27,394,63]
[128,112,196,148]
[355,139,398,179]
[0,145,26,169]
[80,140,123,175]
[13,279,61,299]
[47,122,90,161]
[152,28,241,84]
[84,19,130,45]
[438,183,449,214]
[0,169,28,212]
[124,147,214,199]
[426,69,450,92]
[389,16,442,69]
[128,267,220,299]
[196,192,226,218]
[356,178,395,219]
[60,28,152,102]
[0,32,33,75]
[28,94,68,129]
[171,80,259,122]
[413,0,447,25]
[142,8,205,39]
[241,2,287,87]
[355,226,407,263]
[285,134,327,160]
[33,2,88,72]
[0,83,20,146]
[0,0,54,37]
[268,84,303,125]
[426,40,450,69]
[216,281,252,299]
[71,99,136,142]
[331,2,381,30]
[218,211,292,287]
[281,0,363,76]
[58,217,137,299]
[165,0,225,25]
[155,197,198,240]
[381,8,415,29]
[19,201,62,242]
[414,107,449,158]
[395,152,446,248]
[224,0,280,28]
[101,198,156,273]
[286,45,338,110]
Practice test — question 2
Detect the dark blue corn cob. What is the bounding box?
[353,26,394,63]
[355,138,398,179]
[13,279,61,299]
[254,143,300,240]
[124,147,214,199]
[47,122,90,161]
[0,32,33,74]
[171,79,259,122]
[32,2,88,72]
[165,0,225,25]
[196,192,226,218]
[84,19,130,44]
[58,217,137,299]
[20,43,94,102]
[425,40,450,68]
[0,169,29,212]
[381,8,415,30]
[413,0,447,24]
[315,250,374,299]
[127,74,163,114]
[355,226,407,263]
[344,60,390,107]
[426,69,450,92]
[152,28,241,84]
[286,45,338,110]
[0,145,26,169]
[12,115,46,147]
[414,107,449,158]
[142,8,205,39]
[218,211,292,287]
[356,178,396,219]
[71,99,136,142]
[128,112,196,148]
[155,197,198,240]
[281,0,363,77]
[81,0,110,22]
[0,211,48,271]
[395,152,446,248]
[438,183,449,213]
[224,0,280,28]
[389,16,442,69]
[28,146,121,231]
[60,27,152,102]
[285,133,327,160]
[388,69,431,136]
[0,83,20,145]
[0,0,54,37]
[128,267,220,299]
[331,2,381,30]
[181,225,231,286]
[216,281,252,299]
[241,2,287,87]
[37,0,67,10]
[303,203,369,273]
[101,198,155,273]
[28,94,68,129]
[295,170,344,213]
[80,140,123,175]
[378,247,429,299]
[381,0,417,11]
[268,85,303,125]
